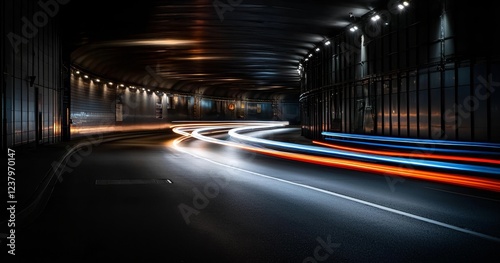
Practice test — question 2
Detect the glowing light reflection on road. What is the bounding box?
[313,141,500,166]
[229,126,500,175]
[170,122,500,192]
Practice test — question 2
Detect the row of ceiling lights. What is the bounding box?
[72,69,166,95]
[297,0,411,74]
[72,67,277,102]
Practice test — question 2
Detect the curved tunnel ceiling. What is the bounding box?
[62,0,382,99]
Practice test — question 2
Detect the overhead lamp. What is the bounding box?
[349,25,358,32]
[83,75,89,79]
[308,54,313,58]
[95,79,100,82]
[305,58,309,61]
[325,40,331,46]
[119,84,125,87]
[75,70,80,74]
[371,14,380,21]
[398,1,410,10]
[315,47,320,52]
[108,82,113,85]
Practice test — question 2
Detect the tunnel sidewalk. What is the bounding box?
[2,129,173,231]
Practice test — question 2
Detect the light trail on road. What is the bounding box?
[313,140,500,166]
[171,121,500,192]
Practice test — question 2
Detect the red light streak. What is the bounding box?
[250,146,500,193]
[312,140,500,166]
[172,123,500,193]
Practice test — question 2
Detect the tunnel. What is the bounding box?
[2,0,500,262]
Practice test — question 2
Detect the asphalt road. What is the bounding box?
[13,130,500,262]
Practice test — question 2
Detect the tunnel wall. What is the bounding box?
[70,73,170,137]
[70,72,300,137]
[300,0,500,142]
[2,0,66,149]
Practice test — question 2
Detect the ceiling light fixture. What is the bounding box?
[398,1,410,10]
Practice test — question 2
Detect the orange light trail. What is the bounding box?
[172,124,500,193]
[240,145,500,193]
[313,140,500,166]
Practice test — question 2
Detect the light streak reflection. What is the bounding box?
[313,141,500,166]
[322,132,500,156]
[170,122,500,192]
[228,126,500,175]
